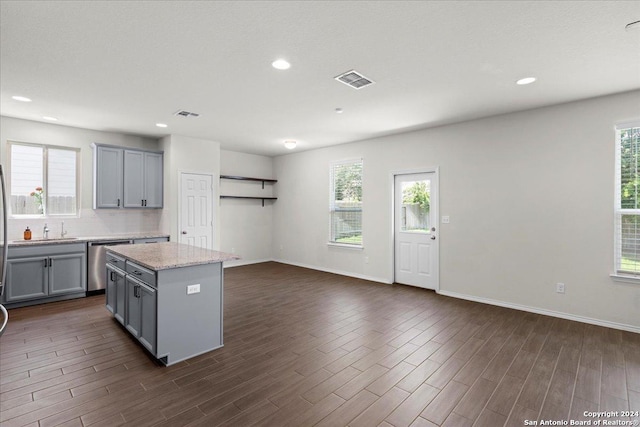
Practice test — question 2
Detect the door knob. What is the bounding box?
[181,231,187,234]
[430,235,436,240]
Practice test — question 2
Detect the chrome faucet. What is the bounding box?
[60,221,67,238]
[43,223,49,240]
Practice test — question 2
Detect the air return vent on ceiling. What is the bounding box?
[334,70,375,90]
[173,110,200,118]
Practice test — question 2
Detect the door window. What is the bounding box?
[400,180,430,232]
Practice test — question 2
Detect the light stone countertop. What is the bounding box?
[106,242,239,271]
[6,233,170,247]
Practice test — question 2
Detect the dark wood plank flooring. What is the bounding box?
[1,262,638,426]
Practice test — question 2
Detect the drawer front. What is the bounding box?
[106,252,126,270]
[126,261,156,287]
[9,242,86,259]
[133,237,169,244]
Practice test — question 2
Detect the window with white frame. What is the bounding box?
[615,123,640,275]
[9,142,80,217]
[329,159,363,246]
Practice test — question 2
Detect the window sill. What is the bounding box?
[610,273,640,284]
[327,242,364,250]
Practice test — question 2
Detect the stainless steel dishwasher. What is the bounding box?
[88,240,132,294]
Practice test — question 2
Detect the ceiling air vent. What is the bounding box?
[173,110,200,118]
[334,70,375,90]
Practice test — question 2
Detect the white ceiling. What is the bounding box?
[1,1,639,156]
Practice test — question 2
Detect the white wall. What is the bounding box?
[159,134,221,248]
[219,150,274,266]
[273,90,640,331]
[0,116,162,239]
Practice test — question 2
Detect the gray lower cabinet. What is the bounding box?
[4,243,87,304]
[49,253,86,295]
[106,264,126,324]
[106,257,158,356]
[125,276,157,354]
[5,257,48,301]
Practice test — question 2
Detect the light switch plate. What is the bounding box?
[187,284,201,295]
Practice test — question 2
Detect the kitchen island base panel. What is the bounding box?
[105,242,237,366]
[157,343,224,366]
[156,262,223,366]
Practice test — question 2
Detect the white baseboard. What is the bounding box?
[223,258,274,268]
[437,290,640,334]
[273,258,392,285]
[224,259,639,334]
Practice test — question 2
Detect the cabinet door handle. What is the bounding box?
[44,258,48,268]
[110,271,115,281]
[49,259,52,267]
[117,198,120,207]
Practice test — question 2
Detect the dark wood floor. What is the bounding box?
[1,262,638,427]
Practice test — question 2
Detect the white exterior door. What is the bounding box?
[394,172,438,290]
[179,173,213,249]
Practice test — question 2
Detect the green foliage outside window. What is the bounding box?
[334,163,362,202]
[402,181,430,213]
[620,127,640,209]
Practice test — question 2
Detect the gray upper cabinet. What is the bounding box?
[143,152,163,208]
[93,144,163,209]
[93,145,123,208]
[123,150,163,208]
[123,150,144,207]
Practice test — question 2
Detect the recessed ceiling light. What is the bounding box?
[516,77,536,85]
[284,140,297,150]
[272,59,291,70]
[335,108,343,114]
[42,116,58,121]
[12,95,31,102]
[156,123,168,128]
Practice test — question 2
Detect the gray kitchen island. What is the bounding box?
[105,242,238,366]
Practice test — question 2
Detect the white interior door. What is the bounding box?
[394,172,438,289]
[179,173,213,249]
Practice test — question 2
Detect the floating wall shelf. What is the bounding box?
[220,175,277,189]
[220,175,277,206]
[219,195,277,207]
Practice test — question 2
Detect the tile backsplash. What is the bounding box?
[7,209,163,240]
